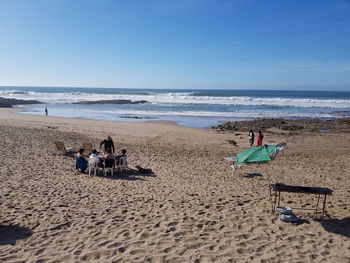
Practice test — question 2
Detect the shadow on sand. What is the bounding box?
[64,151,78,158]
[0,225,32,246]
[244,173,263,179]
[227,140,239,147]
[95,166,156,181]
[315,217,350,238]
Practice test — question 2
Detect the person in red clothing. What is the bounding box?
[257,130,264,146]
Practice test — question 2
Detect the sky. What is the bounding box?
[0,0,350,90]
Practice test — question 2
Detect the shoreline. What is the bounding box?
[10,107,204,130]
[6,107,350,133]
[0,108,234,149]
[0,107,187,131]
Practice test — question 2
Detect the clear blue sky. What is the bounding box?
[0,0,349,90]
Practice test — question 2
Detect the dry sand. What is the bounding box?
[0,108,349,263]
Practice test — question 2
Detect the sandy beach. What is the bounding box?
[0,108,349,263]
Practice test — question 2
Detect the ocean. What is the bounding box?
[1,86,350,128]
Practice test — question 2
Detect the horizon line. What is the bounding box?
[0,85,349,92]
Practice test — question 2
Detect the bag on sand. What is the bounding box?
[279,214,301,223]
[276,206,301,223]
[275,206,293,215]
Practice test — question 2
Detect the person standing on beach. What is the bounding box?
[248,130,255,147]
[257,130,264,146]
[45,107,48,116]
[100,136,115,153]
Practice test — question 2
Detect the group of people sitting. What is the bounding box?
[75,136,127,174]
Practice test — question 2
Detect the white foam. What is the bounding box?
[73,108,339,119]
[1,90,350,108]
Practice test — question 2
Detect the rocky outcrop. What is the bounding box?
[212,118,350,133]
[0,97,42,108]
[73,100,147,105]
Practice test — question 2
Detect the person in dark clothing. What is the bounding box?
[45,107,48,116]
[76,148,88,173]
[248,129,255,147]
[100,136,115,153]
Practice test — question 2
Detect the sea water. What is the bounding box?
[1,86,350,128]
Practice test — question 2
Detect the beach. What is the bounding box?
[0,108,349,263]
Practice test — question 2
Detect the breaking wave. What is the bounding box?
[1,90,350,108]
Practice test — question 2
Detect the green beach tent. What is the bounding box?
[234,143,287,212]
[235,143,287,166]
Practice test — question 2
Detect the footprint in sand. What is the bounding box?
[118,247,125,253]
[34,248,46,256]
[80,251,101,261]
[167,221,178,227]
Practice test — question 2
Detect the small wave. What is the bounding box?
[95,91,153,95]
[0,90,29,95]
[191,91,241,97]
[11,91,29,95]
[330,110,350,117]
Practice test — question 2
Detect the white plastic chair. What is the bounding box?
[88,158,100,176]
[118,156,128,173]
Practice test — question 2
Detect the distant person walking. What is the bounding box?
[248,130,255,147]
[100,136,115,153]
[45,107,48,116]
[257,130,264,146]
